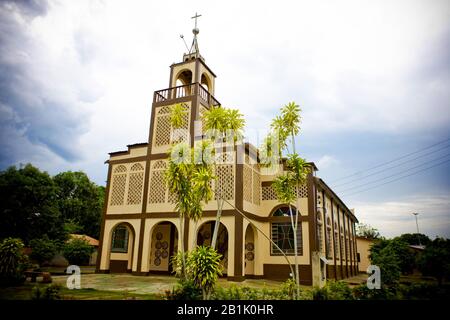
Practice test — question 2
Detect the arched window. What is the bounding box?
[326,217,332,258]
[272,206,296,217]
[270,206,302,256]
[200,73,210,92]
[334,221,339,259]
[317,211,323,253]
[111,225,129,253]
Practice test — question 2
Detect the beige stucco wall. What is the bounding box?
[107,161,146,215]
[109,146,147,161]
[357,237,373,272]
[99,219,141,271]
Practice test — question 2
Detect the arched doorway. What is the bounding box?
[149,221,178,273]
[197,221,228,275]
[109,222,135,273]
[244,224,256,276]
[175,70,193,97]
[200,73,210,92]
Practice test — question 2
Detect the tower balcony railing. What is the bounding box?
[153,82,220,107]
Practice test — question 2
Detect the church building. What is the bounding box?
[96,23,359,286]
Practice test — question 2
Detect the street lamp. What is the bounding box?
[412,212,421,246]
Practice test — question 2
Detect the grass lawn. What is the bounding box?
[0,273,290,300]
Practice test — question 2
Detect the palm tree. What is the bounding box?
[202,106,245,250]
[165,105,214,279]
[263,101,309,299]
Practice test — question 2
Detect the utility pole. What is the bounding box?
[412,212,421,246]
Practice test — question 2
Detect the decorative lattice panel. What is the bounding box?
[130,163,144,171]
[158,105,172,114]
[296,184,308,197]
[148,170,166,203]
[215,164,234,200]
[171,112,189,143]
[243,165,252,202]
[110,174,126,206]
[155,115,171,147]
[127,171,144,205]
[114,165,127,173]
[262,185,276,200]
[215,152,233,164]
[168,191,177,204]
[153,160,166,170]
[252,171,261,205]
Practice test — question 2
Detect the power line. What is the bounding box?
[330,137,450,183]
[341,158,450,197]
[333,144,450,188]
[337,153,450,194]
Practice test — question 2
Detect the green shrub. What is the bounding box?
[398,283,450,300]
[63,238,94,265]
[352,283,398,300]
[312,281,353,300]
[0,238,28,286]
[187,246,222,300]
[30,237,59,266]
[165,279,202,300]
[31,284,61,300]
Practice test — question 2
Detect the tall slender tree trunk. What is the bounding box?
[289,205,300,299]
[179,214,186,279]
[211,198,224,249]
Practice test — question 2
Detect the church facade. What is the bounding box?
[96,48,359,286]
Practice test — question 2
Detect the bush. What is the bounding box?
[0,238,28,286]
[211,281,312,300]
[165,279,202,300]
[402,283,450,300]
[312,281,353,300]
[371,244,401,285]
[30,237,59,266]
[352,283,398,300]
[62,238,94,265]
[31,284,61,300]
[418,238,450,286]
[187,246,223,300]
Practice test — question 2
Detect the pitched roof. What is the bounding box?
[69,234,99,247]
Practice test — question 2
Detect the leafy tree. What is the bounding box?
[63,238,94,265]
[370,243,401,285]
[262,102,309,299]
[29,236,59,266]
[0,238,29,286]
[398,233,431,246]
[312,280,353,300]
[0,164,66,243]
[188,246,223,300]
[356,223,381,240]
[166,104,215,278]
[53,171,104,239]
[201,106,245,249]
[418,237,450,286]
[370,238,416,275]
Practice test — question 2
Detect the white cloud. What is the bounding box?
[0,0,449,187]
[352,193,450,238]
[316,155,338,170]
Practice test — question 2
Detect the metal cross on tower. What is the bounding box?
[190,12,202,56]
[192,12,202,29]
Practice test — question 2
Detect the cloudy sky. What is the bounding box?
[1,0,449,238]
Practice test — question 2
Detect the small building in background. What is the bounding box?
[356,236,375,273]
[50,234,99,267]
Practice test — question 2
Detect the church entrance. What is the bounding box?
[197,221,228,275]
[149,221,178,273]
